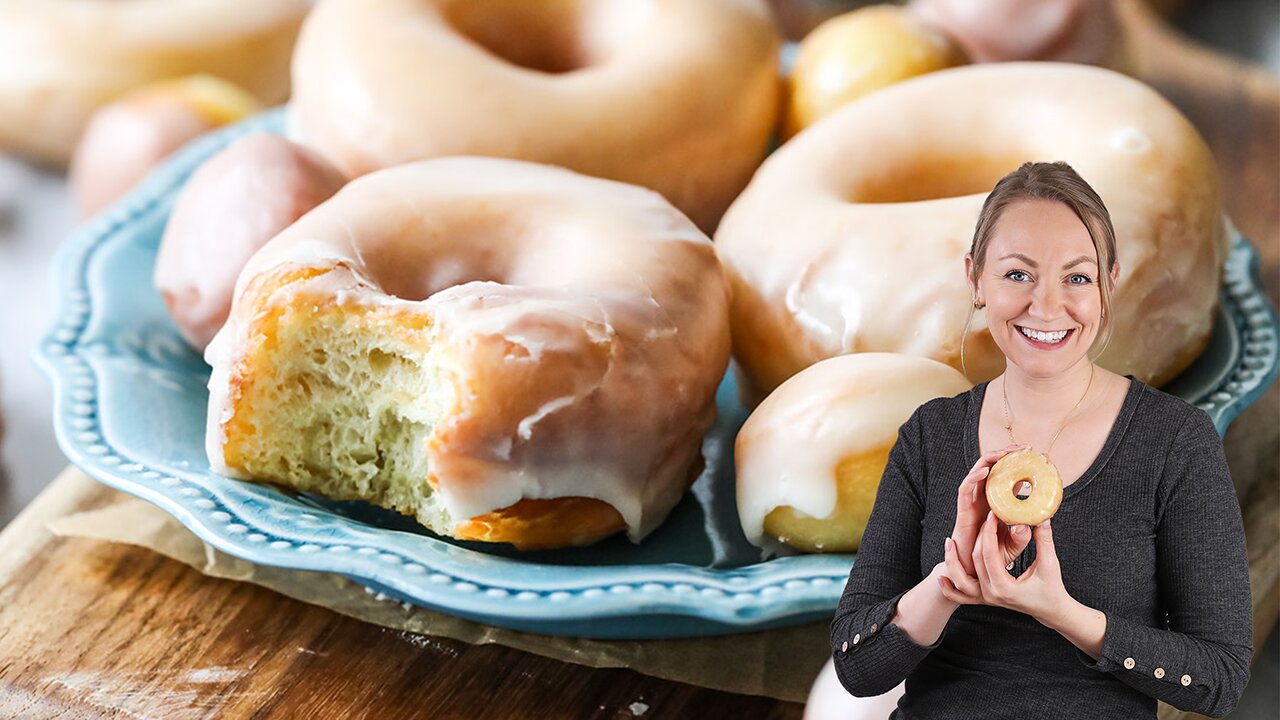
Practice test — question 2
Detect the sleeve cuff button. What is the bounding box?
[841,641,848,652]
[1154,668,1165,679]
[1123,658,1135,669]
[1180,674,1191,686]
[853,633,861,645]
[870,624,878,633]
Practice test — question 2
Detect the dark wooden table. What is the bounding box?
[0,2,1274,718]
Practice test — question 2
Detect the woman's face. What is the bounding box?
[965,198,1114,378]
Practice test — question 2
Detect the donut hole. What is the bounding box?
[1013,479,1033,501]
[443,0,640,74]
[355,208,520,301]
[848,153,1029,204]
[370,250,509,303]
[355,206,620,302]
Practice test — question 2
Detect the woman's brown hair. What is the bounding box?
[960,161,1118,377]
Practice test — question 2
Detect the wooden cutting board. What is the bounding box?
[0,2,1274,718]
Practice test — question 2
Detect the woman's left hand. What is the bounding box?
[937,511,1072,624]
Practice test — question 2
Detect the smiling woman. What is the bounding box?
[961,162,1119,382]
[829,161,1254,719]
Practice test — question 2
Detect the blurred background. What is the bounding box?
[0,0,1275,716]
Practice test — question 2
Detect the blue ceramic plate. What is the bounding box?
[37,109,1280,639]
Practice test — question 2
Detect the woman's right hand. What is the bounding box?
[950,443,1029,576]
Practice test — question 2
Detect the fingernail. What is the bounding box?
[944,537,952,553]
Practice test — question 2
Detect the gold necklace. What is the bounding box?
[1001,363,1095,457]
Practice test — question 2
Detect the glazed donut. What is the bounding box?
[70,75,263,217]
[288,0,780,232]
[984,449,1063,526]
[155,133,347,351]
[715,63,1226,407]
[0,0,309,166]
[736,353,972,552]
[206,157,731,550]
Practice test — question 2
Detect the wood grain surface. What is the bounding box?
[0,472,800,720]
[0,2,1275,719]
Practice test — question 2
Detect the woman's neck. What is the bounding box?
[999,360,1098,425]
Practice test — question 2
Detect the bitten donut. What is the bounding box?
[715,63,1226,408]
[984,449,1063,526]
[288,0,780,232]
[0,0,309,166]
[155,133,347,351]
[735,353,972,553]
[70,75,263,217]
[206,157,731,551]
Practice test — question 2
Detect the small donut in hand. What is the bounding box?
[984,449,1063,526]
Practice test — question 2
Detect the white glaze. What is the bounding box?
[735,353,972,546]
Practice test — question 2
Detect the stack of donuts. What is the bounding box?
[25,0,1227,552]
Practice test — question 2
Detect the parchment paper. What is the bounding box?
[47,497,830,704]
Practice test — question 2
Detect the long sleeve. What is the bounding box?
[1075,408,1253,717]
[830,406,940,696]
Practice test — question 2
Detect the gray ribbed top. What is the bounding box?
[830,374,1253,719]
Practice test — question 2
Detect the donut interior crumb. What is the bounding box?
[222,277,456,533]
